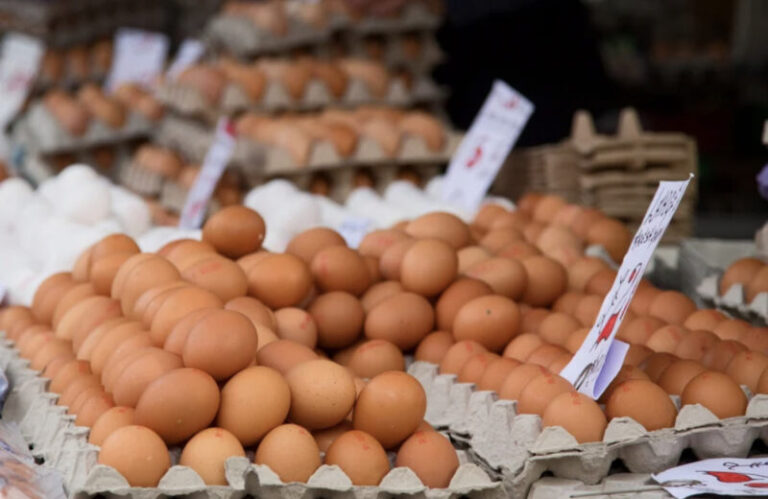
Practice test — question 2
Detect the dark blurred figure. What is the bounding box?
[435,0,616,146]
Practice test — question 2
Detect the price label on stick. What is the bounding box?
[0,33,43,129]
[442,80,533,212]
[166,39,204,81]
[179,119,237,229]
[653,457,768,498]
[105,28,169,92]
[560,175,693,399]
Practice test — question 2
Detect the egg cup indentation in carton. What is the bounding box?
[408,360,768,495]
[528,473,673,499]
[697,275,768,325]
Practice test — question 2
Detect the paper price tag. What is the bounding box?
[166,39,204,81]
[560,175,693,399]
[105,28,169,92]
[179,119,236,229]
[653,457,768,498]
[337,217,373,249]
[0,33,43,129]
[442,80,533,212]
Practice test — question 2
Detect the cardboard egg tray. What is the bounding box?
[10,101,156,155]
[0,335,504,499]
[528,473,673,498]
[155,71,444,124]
[407,361,768,497]
[342,31,445,75]
[696,278,768,326]
[205,1,441,59]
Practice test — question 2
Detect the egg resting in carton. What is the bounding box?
[697,276,768,326]
[0,336,504,499]
[407,361,768,498]
[156,58,444,124]
[206,0,441,59]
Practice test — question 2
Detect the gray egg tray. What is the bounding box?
[528,473,674,499]
[0,335,503,499]
[408,361,768,497]
[697,277,768,326]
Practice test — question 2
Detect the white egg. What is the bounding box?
[109,186,151,237]
[58,177,112,224]
[138,227,202,253]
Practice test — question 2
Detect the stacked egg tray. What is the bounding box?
[156,69,444,124]
[0,335,505,499]
[528,474,673,498]
[407,361,768,498]
[205,0,442,62]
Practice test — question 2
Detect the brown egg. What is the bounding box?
[567,257,609,292]
[538,312,580,346]
[218,366,290,446]
[181,256,248,302]
[312,421,353,453]
[474,204,508,230]
[725,350,768,391]
[31,273,75,324]
[720,258,765,296]
[702,340,747,371]
[286,227,346,264]
[414,331,455,364]
[564,328,590,354]
[361,281,404,313]
[89,322,146,377]
[286,360,356,430]
[646,325,687,354]
[364,292,434,350]
[163,309,217,356]
[684,309,726,332]
[400,239,458,296]
[202,206,265,259]
[353,371,425,449]
[18,328,53,360]
[551,204,584,227]
[457,246,492,273]
[479,228,525,253]
[77,317,128,360]
[532,195,566,224]
[72,246,94,281]
[520,256,567,307]
[59,373,101,408]
[103,346,153,393]
[405,212,471,249]
[149,287,223,346]
[518,372,574,415]
[134,281,191,326]
[457,352,498,384]
[90,252,134,296]
[180,427,246,485]
[118,256,182,317]
[311,246,371,296]
[681,371,747,419]
[542,392,607,443]
[629,286,662,316]
[498,364,549,401]
[365,255,382,283]
[348,339,405,378]
[586,218,632,263]
[463,257,527,301]
[712,319,751,342]
[42,355,75,380]
[599,365,650,402]
[112,348,183,407]
[395,431,459,489]
[439,340,487,374]
[358,229,412,258]
[617,316,666,345]
[256,340,318,375]
[325,430,390,485]
[453,295,520,352]
[657,359,706,395]
[255,424,321,483]
[135,368,221,444]
[477,357,521,392]
[30,337,75,371]
[552,292,584,316]
[641,352,678,382]
[674,330,719,361]
[163,240,217,270]
[90,234,140,262]
[76,392,115,427]
[247,254,313,308]
[225,296,277,330]
[503,333,544,361]
[89,406,135,445]
[110,253,153,297]
[378,239,415,281]
[236,250,272,275]
[648,291,697,325]
[740,327,768,355]
[435,278,493,332]
[183,309,259,380]
[519,307,550,333]
[50,359,91,394]
[549,352,573,374]
[536,226,584,257]
[517,193,543,214]
[746,266,768,302]
[624,344,653,367]
[606,379,677,431]
[98,425,170,486]
[496,240,541,260]
[273,308,317,348]
[0,305,35,335]
[584,269,617,297]
[308,291,364,349]
[55,295,121,342]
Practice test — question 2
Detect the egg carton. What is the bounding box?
[205,2,440,59]
[0,336,505,499]
[155,72,444,124]
[528,474,673,499]
[696,277,768,326]
[11,101,156,155]
[343,31,445,74]
[407,361,768,497]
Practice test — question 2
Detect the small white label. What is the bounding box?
[337,217,373,249]
[560,175,693,399]
[166,39,204,81]
[105,28,169,92]
[179,119,237,229]
[442,80,533,212]
[0,33,43,129]
[654,457,768,497]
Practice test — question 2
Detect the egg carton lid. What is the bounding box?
[696,276,768,326]
[409,361,768,495]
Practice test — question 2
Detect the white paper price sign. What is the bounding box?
[179,119,237,229]
[166,39,204,81]
[560,175,693,398]
[106,28,169,92]
[442,80,533,212]
[338,217,374,249]
[0,33,43,129]
[653,457,768,497]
